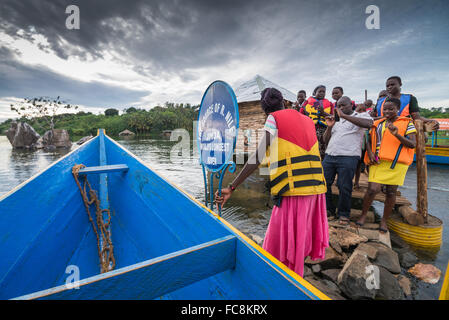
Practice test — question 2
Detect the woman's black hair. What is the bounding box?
[261,87,284,114]
[385,97,401,109]
[313,85,326,96]
[387,76,402,86]
[333,86,344,94]
[298,90,306,95]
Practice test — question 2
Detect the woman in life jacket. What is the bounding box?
[300,85,334,160]
[376,76,439,131]
[339,97,417,233]
[215,87,329,277]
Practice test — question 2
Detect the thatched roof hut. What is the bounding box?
[234,75,296,154]
[118,129,135,136]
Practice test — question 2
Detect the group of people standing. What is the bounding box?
[215,76,439,278]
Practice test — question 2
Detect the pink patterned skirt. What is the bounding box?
[262,194,329,277]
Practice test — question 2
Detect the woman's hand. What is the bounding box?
[387,123,399,136]
[325,116,335,127]
[214,187,232,209]
[367,150,379,166]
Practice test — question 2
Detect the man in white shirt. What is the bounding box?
[322,96,372,224]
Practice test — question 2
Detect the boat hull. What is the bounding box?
[0,131,327,300]
[413,146,449,165]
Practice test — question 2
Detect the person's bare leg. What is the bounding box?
[357,182,381,225]
[379,185,398,232]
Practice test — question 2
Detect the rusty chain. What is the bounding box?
[72,164,115,273]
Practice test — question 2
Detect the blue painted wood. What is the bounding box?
[0,130,325,300]
[98,130,108,212]
[78,164,129,175]
[413,154,449,165]
[14,235,236,300]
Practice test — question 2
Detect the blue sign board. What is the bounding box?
[197,81,239,172]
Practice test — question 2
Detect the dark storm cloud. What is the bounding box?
[0,46,148,108]
[0,0,265,72]
[0,0,448,109]
[2,0,448,76]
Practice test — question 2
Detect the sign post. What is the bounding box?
[197,81,239,216]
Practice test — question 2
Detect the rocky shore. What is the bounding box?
[244,209,442,300]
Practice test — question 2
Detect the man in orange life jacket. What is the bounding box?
[322,96,372,224]
[375,76,439,131]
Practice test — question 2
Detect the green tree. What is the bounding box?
[105,108,119,116]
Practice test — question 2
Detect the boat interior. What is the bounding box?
[0,130,321,300]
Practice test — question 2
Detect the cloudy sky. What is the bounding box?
[0,0,448,121]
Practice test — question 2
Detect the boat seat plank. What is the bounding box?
[13,235,236,300]
[78,164,129,175]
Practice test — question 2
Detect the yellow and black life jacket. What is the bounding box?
[268,109,327,199]
[303,97,333,126]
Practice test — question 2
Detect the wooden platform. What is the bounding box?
[331,173,412,206]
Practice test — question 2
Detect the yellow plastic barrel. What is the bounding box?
[387,214,443,248]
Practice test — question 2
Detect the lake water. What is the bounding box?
[0,135,448,299]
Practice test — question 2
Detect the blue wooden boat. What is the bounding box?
[413,120,449,165]
[0,130,328,300]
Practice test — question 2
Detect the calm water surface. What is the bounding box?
[0,135,448,299]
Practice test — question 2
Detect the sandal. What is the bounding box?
[378,227,388,234]
[355,221,364,227]
[338,217,350,226]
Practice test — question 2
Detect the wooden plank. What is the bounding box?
[331,185,411,206]
[78,164,129,175]
[13,235,237,300]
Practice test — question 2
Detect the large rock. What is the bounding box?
[5,122,40,148]
[357,228,392,248]
[408,263,441,284]
[331,227,368,250]
[368,242,401,274]
[76,135,93,145]
[30,137,44,149]
[337,252,377,299]
[321,269,341,284]
[375,266,403,300]
[354,243,379,260]
[396,275,412,297]
[42,129,72,148]
[305,247,345,270]
[304,276,346,300]
[398,251,418,269]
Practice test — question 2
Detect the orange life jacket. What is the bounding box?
[303,97,333,126]
[364,117,415,167]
